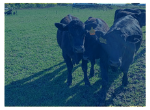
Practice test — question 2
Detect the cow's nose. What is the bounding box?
[109,60,120,67]
[74,47,84,53]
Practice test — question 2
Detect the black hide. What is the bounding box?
[114,8,146,27]
[84,15,143,103]
[54,14,90,86]
[83,17,109,77]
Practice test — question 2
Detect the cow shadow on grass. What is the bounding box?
[5,60,122,106]
[5,58,140,106]
[5,60,93,106]
[64,66,124,106]
[5,61,67,106]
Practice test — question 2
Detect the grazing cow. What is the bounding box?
[84,15,142,103]
[114,8,146,27]
[83,17,109,77]
[55,14,97,86]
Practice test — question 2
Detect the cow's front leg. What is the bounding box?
[120,62,129,87]
[63,53,73,86]
[121,63,130,87]
[121,43,135,86]
[89,59,95,78]
[121,58,131,87]
[82,59,91,86]
[99,60,108,103]
[100,60,108,90]
[122,71,128,86]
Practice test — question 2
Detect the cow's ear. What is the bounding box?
[85,23,98,30]
[55,23,68,31]
[126,35,141,43]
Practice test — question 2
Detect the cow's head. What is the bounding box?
[101,31,126,67]
[83,18,109,60]
[83,30,104,60]
[55,19,97,53]
[55,20,86,53]
[100,30,141,68]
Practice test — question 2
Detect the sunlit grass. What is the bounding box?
[5,6,146,106]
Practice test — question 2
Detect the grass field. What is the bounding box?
[5,6,146,106]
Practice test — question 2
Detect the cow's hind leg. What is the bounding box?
[82,59,91,86]
[63,54,73,86]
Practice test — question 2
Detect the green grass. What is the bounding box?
[5,6,146,106]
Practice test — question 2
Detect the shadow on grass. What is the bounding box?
[5,59,123,106]
[5,55,145,106]
[5,61,86,106]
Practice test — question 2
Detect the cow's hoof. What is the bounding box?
[67,80,72,86]
[99,94,106,106]
[67,82,72,86]
[99,102,105,106]
[85,81,91,86]
[122,79,128,87]
[89,70,94,78]
[89,73,94,78]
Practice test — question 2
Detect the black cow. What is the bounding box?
[5,9,12,15]
[114,8,144,21]
[55,14,97,86]
[83,17,109,77]
[114,8,146,27]
[101,15,142,86]
[84,15,142,103]
[114,9,141,18]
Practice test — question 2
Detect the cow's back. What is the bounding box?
[114,9,141,20]
[96,18,109,34]
[85,17,109,35]
[114,8,146,27]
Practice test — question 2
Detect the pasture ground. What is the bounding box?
[5,6,146,106]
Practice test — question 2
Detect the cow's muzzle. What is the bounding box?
[109,60,121,68]
[74,46,85,53]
